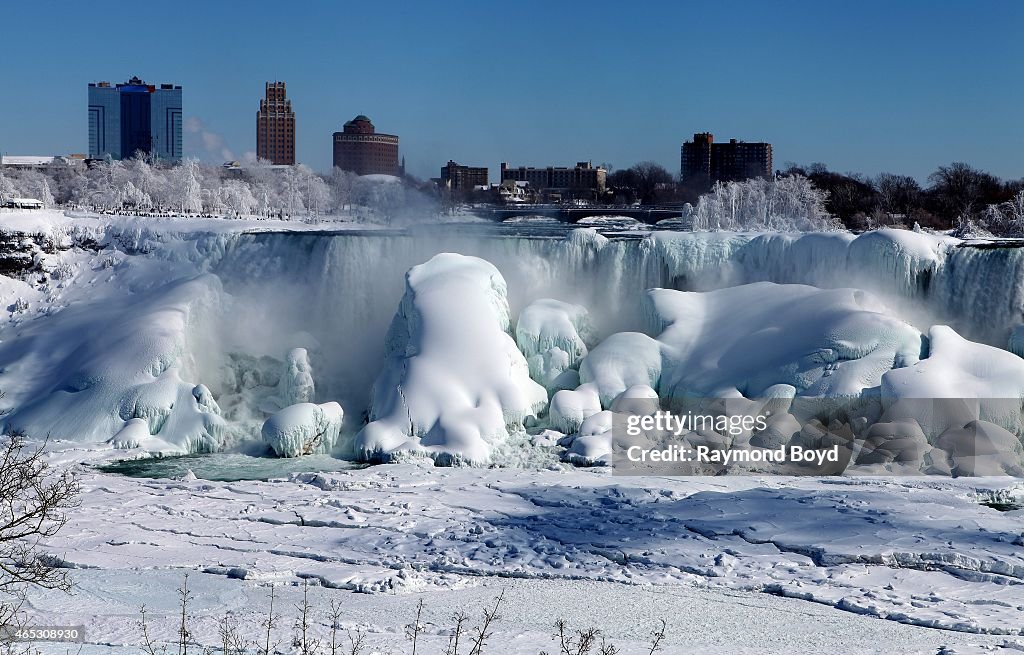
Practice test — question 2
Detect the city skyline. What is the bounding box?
[1,1,1021,183]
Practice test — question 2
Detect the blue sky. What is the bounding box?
[1,1,1021,183]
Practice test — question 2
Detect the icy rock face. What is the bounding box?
[1009,325,1024,358]
[1,275,226,454]
[262,402,343,458]
[516,298,594,394]
[354,253,548,464]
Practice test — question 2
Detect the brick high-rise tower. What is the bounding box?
[256,82,295,165]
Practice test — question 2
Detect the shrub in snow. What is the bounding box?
[262,402,343,458]
[515,298,594,394]
[355,253,547,464]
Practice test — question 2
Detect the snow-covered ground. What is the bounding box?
[4,210,1024,653]
[24,453,1024,654]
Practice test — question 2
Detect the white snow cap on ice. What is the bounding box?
[262,401,343,458]
[354,253,547,464]
[645,282,924,401]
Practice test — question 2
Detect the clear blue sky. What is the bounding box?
[1,1,1021,183]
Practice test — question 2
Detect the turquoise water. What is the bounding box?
[97,452,367,482]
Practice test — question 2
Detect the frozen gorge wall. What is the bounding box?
[189,226,1024,424]
[204,227,1024,373]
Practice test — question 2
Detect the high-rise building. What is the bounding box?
[681,133,772,190]
[680,132,714,190]
[256,82,295,165]
[88,77,182,162]
[332,115,400,176]
[441,161,488,191]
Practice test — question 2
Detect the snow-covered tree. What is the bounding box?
[176,159,203,214]
[690,175,838,232]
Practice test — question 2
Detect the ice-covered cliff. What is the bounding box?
[3,211,1024,466]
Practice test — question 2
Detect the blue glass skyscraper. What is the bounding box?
[88,77,182,163]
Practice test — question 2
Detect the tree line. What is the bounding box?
[0,156,427,223]
[608,160,1024,234]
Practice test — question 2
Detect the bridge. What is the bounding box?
[475,205,686,224]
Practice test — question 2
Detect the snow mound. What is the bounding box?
[262,402,343,458]
[516,298,594,393]
[548,382,603,433]
[646,282,924,400]
[564,410,614,466]
[881,325,1024,436]
[354,253,547,464]
[578,332,663,408]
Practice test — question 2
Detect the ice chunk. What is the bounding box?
[935,420,1024,476]
[262,402,343,458]
[645,283,924,400]
[355,254,547,464]
[855,420,931,466]
[0,276,226,454]
[564,410,614,466]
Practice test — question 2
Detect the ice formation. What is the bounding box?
[880,325,1024,436]
[515,298,594,393]
[354,253,547,464]
[280,348,315,405]
[3,211,1024,471]
[262,401,343,458]
[0,274,226,454]
[646,283,924,400]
